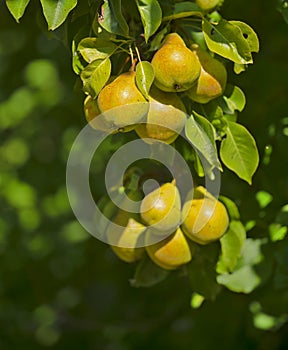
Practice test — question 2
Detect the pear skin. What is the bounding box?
[97,71,148,131]
[187,45,227,104]
[151,33,201,92]
[106,209,146,263]
[84,95,111,131]
[135,86,187,144]
[140,181,181,234]
[196,0,222,11]
[145,227,192,270]
[181,190,229,244]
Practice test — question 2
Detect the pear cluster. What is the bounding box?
[105,183,229,271]
[84,32,227,143]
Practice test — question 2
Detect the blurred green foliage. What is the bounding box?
[0,1,288,349]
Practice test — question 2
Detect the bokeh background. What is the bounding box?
[0,0,288,349]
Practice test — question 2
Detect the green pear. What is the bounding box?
[187,45,227,104]
[145,227,192,270]
[97,71,148,132]
[151,33,201,92]
[84,95,111,131]
[106,209,146,263]
[196,0,222,11]
[135,86,187,144]
[181,186,229,245]
[140,181,181,233]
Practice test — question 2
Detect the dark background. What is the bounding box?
[0,0,287,349]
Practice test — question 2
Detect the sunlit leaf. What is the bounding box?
[203,18,253,64]
[229,21,260,53]
[40,0,78,30]
[217,265,261,293]
[135,61,154,99]
[255,191,273,209]
[220,121,259,184]
[78,37,117,63]
[220,85,246,114]
[185,112,221,170]
[217,220,246,274]
[136,0,162,42]
[6,0,30,22]
[80,58,111,98]
[219,195,240,220]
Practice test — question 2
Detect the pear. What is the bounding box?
[97,71,148,132]
[151,33,201,92]
[135,86,187,144]
[196,0,222,11]
[140,181,181,234]
[181,187,229,245]
[187,45,227,104]
[84,95,110,131]
[106,209,146,263]
[145,227,192,270]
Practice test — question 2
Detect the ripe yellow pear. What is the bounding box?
[97,71,148,132]
[196,0,222,11]
[106,209,146,263]
[181,187,229,245]
[140,181,181,234]
[145,227,192,270]
[135,86,187,144]
[187,45,227,104]
[151,33,201,92]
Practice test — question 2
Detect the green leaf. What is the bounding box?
[216,220,246,274]
[130,255,169,287]
[217,238,267,293]
[190,292,205,309]
[78,38,117,63]
[187,244,221,300]
[269,223,287,242]
[185,112,221,170]
[40,0,78,30]
[221,85,246,114]
[217,265,261,293]
[135,61,155,99]
[72,40,85,75]
[163,2,202,21]
[99,0,129,37]
[219,195,240,220]
[80,58,111,98]
[277,0,288,24]
[220,121,259,184]
[229,21,260,53]
[234,63,247,74]
[148,26,169,51]
[136,0,162,42]
[255,190,273,209]
[6,0,30,22]
[202,18,253,64]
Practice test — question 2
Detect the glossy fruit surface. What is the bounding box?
[187,45,227,104]
[145,227,192,270]
[97,71,148,131]
[106,210,146,263]
[151,33,201,92]
[135,86,187,144]
[140,181,181,233]
[181,191,229,245]
[196,0,222,11]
